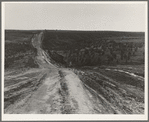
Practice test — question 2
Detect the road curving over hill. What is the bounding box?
[4,31,144,114]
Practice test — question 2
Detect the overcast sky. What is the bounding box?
[4,2,147,32]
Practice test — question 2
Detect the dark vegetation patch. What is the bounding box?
[5,30,40,42]
[5,30,39,70]
[42,30,144,67]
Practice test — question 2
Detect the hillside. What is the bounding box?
[42,30,144,67]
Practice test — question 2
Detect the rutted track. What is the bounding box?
[4,31,144,114]
[72,68,144,114]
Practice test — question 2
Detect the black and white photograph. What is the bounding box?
[1,1,148,121]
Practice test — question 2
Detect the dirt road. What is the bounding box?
[4,32,98,114]
[4,32,144,114]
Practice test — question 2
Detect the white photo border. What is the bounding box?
[1,1,148,121]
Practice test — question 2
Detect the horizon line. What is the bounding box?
[5,29,145,33]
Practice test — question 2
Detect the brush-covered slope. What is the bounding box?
[42,30,144,67]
